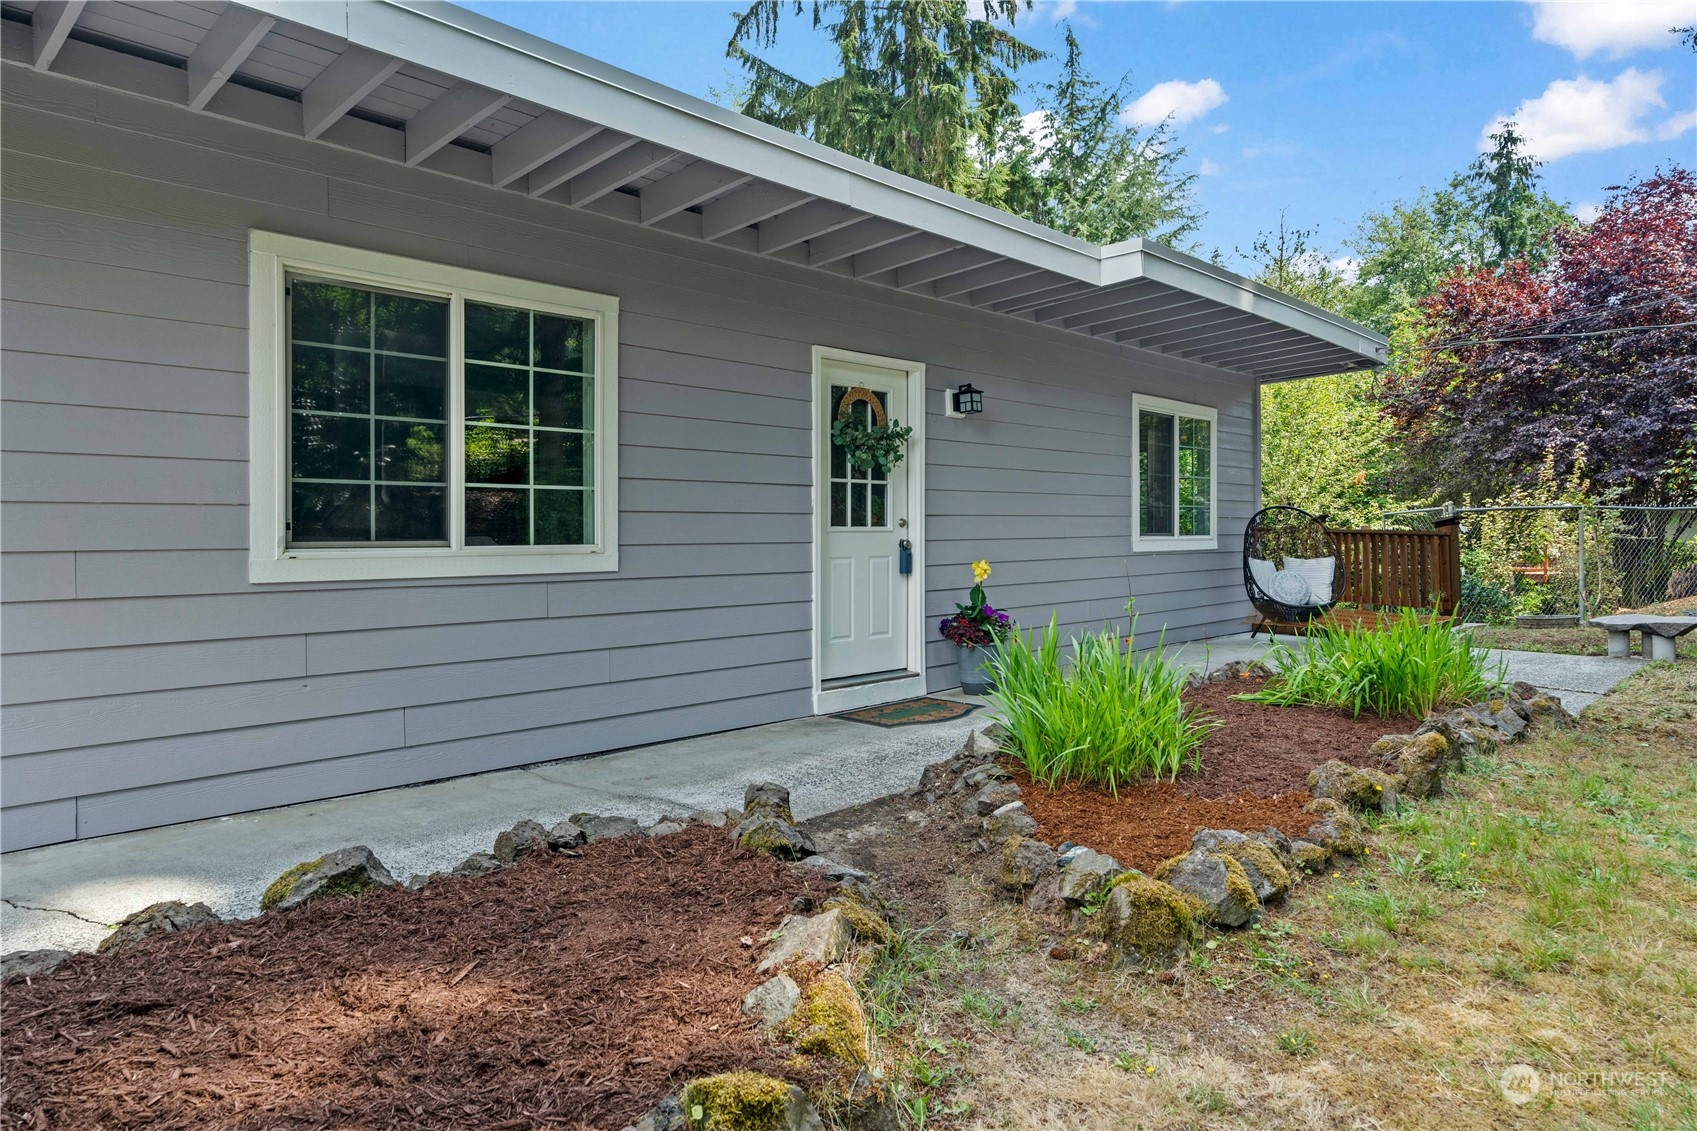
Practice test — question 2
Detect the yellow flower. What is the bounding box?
[972,560,992,584]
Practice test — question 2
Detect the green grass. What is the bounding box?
[1239,613,1503,718]
[989,617,1218,793]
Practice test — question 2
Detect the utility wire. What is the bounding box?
[1419,319,1697,350]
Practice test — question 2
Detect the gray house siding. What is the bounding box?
[0,64,1260,851]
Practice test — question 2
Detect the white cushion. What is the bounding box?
[1267,568,1314,606]
[1285,555,1336,604]
[1248,557,1280,595]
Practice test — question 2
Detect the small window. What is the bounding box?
[1133,394,1216,551]
[250,233,618,582]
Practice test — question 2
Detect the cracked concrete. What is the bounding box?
[0,897,110,927]
[0,637,1647,956]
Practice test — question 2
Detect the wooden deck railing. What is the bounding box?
[1330,524,1461,616]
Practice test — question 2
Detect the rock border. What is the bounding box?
[929,675,1573,971]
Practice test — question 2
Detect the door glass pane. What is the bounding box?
[828,384,893,529]
[287,277,448,545]
[1139,409,1175,537]
[461,302,596,546]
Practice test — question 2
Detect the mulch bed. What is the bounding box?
[1,826,831,1131]
[1175,677,1417,798]
[1006,678,1415,873]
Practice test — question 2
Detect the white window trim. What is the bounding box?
[1131,392,1218,553]
[248,232,619,583]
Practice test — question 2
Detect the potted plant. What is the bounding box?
[940,560,1014,695]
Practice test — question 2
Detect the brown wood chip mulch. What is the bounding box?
[1,826,831,1131]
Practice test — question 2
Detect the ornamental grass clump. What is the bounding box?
[1240,612,1502,719]
[989,617,1218,794]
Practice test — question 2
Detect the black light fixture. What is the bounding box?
[947,382,984,417]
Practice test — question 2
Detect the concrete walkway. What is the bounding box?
[0,636,1645,955]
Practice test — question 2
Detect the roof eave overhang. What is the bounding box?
[13,0,1390,380]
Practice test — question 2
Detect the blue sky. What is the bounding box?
[461,1,1697,270]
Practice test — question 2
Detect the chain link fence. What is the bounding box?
[1380,503,1697,624]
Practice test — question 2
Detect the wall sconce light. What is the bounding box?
[945,383,984,417]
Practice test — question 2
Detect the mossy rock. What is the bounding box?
[822,892,894,946]
[259,846,397,913]
[1308,759,1399,812]
[260,857,325,913]
[787,970,868,1069]
[1223,838,1291,903]
[1154,850,1259,927]
[1301,799,1366,858]
[1393,731,1451,798]
[733,814,815,860]
[1093,872,1198,969]
[681,1072,822,1131]
[998,835,1056,892]
[1288,839,1331,874]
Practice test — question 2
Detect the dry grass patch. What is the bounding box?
[857,663,1697,1129]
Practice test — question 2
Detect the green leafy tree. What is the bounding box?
[1348,123,1570,333]
[1261,372,1403,526]
[1235,217,1406,521]
[727,0,1042,194]
[974,27,1201,246]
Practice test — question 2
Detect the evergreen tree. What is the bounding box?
[727,0,1042,194]
[977,27,1201,247]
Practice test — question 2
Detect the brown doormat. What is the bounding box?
[835,697,982,727]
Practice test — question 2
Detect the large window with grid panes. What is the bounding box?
[1132,393,1217,552]
[248,233,618,582]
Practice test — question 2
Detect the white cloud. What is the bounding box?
[1330,256,1361,282]
[1209,123,1230,135]
[1485,67,1695,160]
[1574,201,1602,222]
[1199,158,1224,176]
[1120,78,1227,127]
[1045,0,1079,21]
[1527,1,1693,59]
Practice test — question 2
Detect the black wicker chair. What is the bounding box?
[1244,506,1346,631]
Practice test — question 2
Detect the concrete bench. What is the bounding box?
[1589,614,1696,661]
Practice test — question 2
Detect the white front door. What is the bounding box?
[818,357,915,687]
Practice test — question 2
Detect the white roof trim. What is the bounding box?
[243,1,1386,372]
[27,0,1389,374]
